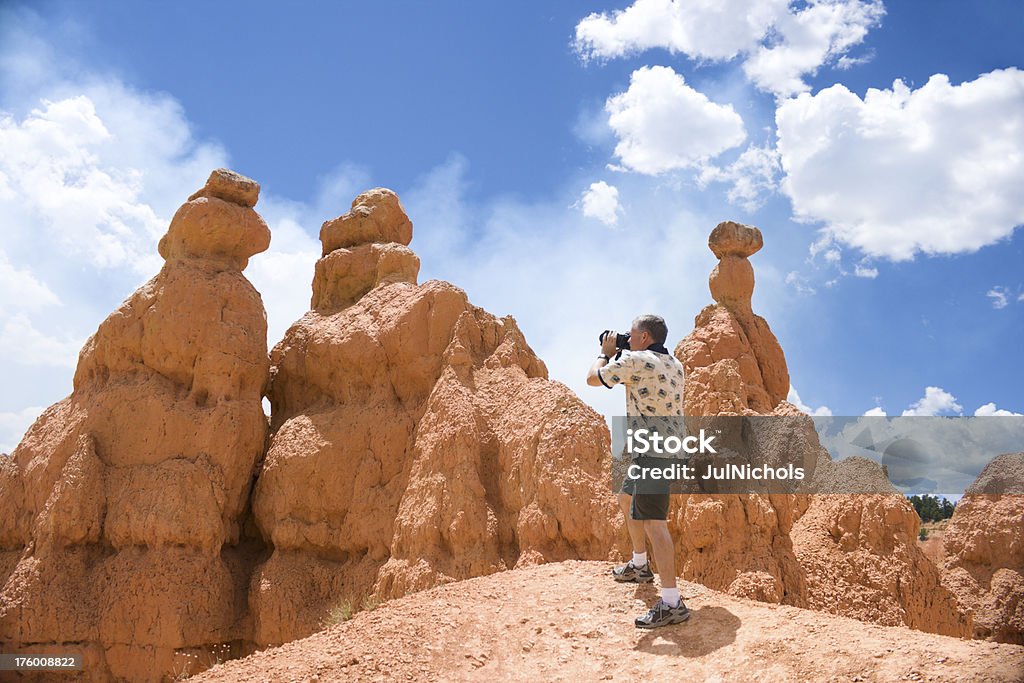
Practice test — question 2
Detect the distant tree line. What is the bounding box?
[907,494,956,522]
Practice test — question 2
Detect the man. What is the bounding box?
[586,314,690,629]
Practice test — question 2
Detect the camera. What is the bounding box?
[599,329,631,350]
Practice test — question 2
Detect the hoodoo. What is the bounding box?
[0,169,272,679]
[248,188,622,647]
[670,220,969,637]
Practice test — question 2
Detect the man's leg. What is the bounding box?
[619,492,647,555]
[611,493,653,582]
[644,520,676,591]
[633,499,689,628]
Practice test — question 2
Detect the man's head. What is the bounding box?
[629,314,668,351]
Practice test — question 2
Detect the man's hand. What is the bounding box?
[601,332,619,358]
[588,333,619,387]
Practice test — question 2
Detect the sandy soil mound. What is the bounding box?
[193,561,1024,683]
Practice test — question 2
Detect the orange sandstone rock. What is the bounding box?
[188,167,261,207]
[677,221,789,415]
[709,219,763,259]
[319,187,413,254]
[942,453,1024,643]
[247,189,621,647]
[311,242,419,311]
[0,169,271,680]
[790,489,969,637]
[670,220,969,638]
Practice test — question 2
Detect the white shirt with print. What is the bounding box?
[598,348,685,417]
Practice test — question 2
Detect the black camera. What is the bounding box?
[599,330,631,350]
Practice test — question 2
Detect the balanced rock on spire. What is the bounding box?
[666,220,968,638]
[311,188,420,310]
[159,168,270,270]
[708,221,762,310]
[677,220,787,415]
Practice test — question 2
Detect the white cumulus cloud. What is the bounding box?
[901,386,963,417]
[777,69,1024,261]
[0,20,329,424]
[0,251,60,311]
[0,88,228,406]
[788,384,833,416]
[577,180,622,226]
[742,0,884,97]
[0,96,168,275]
[974,402,1023,417]
[606,66,746,175]
[575,0,884,97]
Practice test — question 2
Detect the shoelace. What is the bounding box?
[642,601,669,622]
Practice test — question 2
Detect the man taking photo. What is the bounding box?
[586,314,690,629]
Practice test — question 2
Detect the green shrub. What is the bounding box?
[324,599,355,626]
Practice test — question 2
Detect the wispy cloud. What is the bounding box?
[0,405,45,454]
[987,287,1010,309]
[406,156,718,420]
[985,285,1024,310]
[853,263,878,279]
[698,143,780,212]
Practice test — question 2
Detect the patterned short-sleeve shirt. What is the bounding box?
[598,348,685,418]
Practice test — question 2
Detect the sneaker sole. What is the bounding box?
[613,573,655,583]
[634,611,691,629]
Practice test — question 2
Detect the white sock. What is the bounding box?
[661,587,680,607]
[632,552,648,567]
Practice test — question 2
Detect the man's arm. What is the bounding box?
[586,356,609,387]
[586,334,620,387]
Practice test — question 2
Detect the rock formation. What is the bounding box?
[670,221,969,637]
[0,169,271,680]
[942,452,1024,643]
[247,189,621,647]
[5,186,1006,679]
[0,178,624,679]
[678,221,789,415]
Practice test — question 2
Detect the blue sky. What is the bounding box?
[1,0,1022,452]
